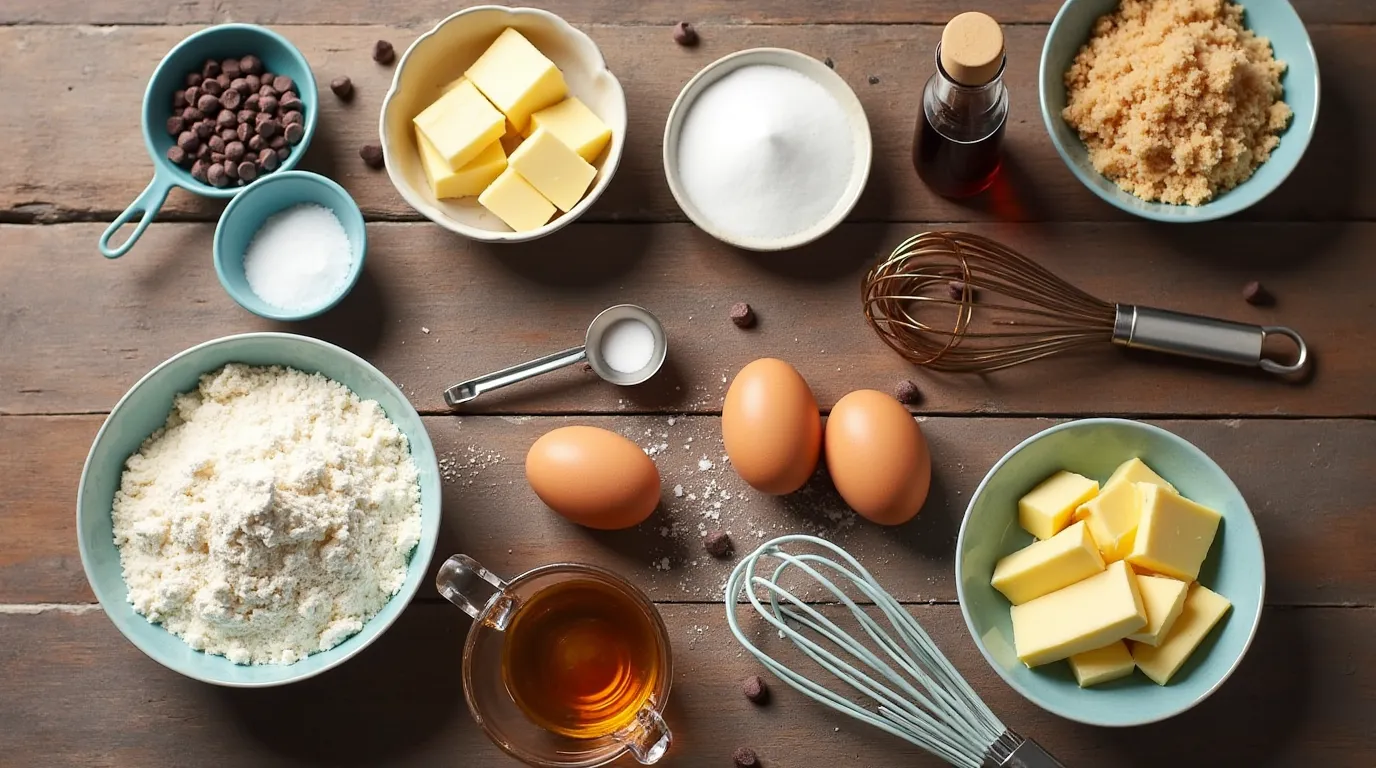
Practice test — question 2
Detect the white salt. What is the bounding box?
[600,319,655,373]
[676,64,854,240]
[243,203,354,312]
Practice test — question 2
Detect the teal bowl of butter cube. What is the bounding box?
[955,419,1264,726]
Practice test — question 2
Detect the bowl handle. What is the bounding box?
[98,173,173,259]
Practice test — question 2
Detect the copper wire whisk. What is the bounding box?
[863,232,1308,375]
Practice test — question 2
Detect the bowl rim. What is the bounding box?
[76,331,440,687]
[1038,0,1320,222]
[212,170,368,321]
[954,417,1266,726]
[662,47,873,251]
[378,5,627,243]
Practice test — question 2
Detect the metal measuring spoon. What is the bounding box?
[443,304,668,408]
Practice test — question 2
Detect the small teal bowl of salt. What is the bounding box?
[213,170,366,321]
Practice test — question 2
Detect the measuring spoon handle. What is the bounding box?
[443,346,588,408]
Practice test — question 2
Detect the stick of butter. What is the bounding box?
[478,167,556,232]
[1018,470,1099,540]
[1068,641,1135,687]
[412,79,506,171]
[991,520,1105,605]
[1011,560,1147,667]
[465,28,567,131]
[1127,573,1189,646]
[1105,457,1175,493]
[1133,583,1231,685]
[1127,483,1222,582]
[1073,479,1140,562]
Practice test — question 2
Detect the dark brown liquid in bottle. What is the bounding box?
[914,105,1005,198]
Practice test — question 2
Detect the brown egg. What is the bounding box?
[722,358,822,495]
[526,426,661,530]
[825,389,931,525]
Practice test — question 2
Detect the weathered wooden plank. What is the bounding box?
[2,221,1370,417]
[2,0,1370,27]
[4,414,1371,606]
[0,23,1367,223]
[0,603,1368,766]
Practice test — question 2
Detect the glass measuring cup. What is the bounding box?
[437,555,673,767]
[443,304,667,407]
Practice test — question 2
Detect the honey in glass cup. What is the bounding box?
[438,555,672,767]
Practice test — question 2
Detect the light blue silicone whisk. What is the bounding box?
[724,535,1064,768]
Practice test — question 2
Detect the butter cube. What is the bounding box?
[1106,457,1176,494]
[1074,479,1141,562]
[1127,573,1190,646]
[478,167,557,232]
[1133,583,1231,685]
[465,28,567,131]
[1068,641,1136,687]
[508,127,597,212]
[991,521,1105,605]
[413,79,506,171]
[525,97,612,162]
[416,129,507,199]
[1018,470,1099,540]
[1011,560,1147,667]
[1127,484,1222,582]
[440,75,467,94]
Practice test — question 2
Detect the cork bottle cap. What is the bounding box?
[940,12,1005,86]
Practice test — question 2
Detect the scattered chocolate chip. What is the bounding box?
[177,131,199,153]
[248,134,264,152]
[282,110,303,127]
[236,122,252,143]
[207,162,228,187]
[947,280,975,301]
[704,529,733,558]
[246,73,261,91]
[283,122,304,145]
[219,88,242,111]
[580,362,595,373]
[360,143,384,168]
[190,159,209,183]
[185,72,203,88]
[269,135,287,150]
[221,58,241,78]
[733,747,760,768]
[742,675,769,704]
[196,93,221,114]
[824,57,835,69]
[729,302,756,329]
[373,39,396,64]
[1242,280,1272,306]
[240,55,262,75]
[226,140,246,162]
[166,115,186,136]
[201,78,223,97]
[894,379,921,405]
[237,161,258,182]
[868,75,880,85]
[173,90,188,109]
[330,75,354,100]
[272,75,294,94]
[673,21,699,46]
[202,59,221,79]
[208,134,226,154]
[259,94,279,115]
[259,148,280,171]
[166,145,188,165]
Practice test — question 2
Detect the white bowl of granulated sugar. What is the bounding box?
[664,48,873,251]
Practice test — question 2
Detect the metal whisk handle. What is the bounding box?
[1113,305,1308,375]
[982,730,1065,768]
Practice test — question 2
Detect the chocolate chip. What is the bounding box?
[261,71,276,87]
[177,130,199,153]
[272,75,294,94]
[729,302,756,329]
[166,115,186,136]
[182,106,204,122]
[742,675,769,704]
[947,280,975,301]
[275,146,290,163]
[202,59,221,79]
[208,134,226,154]
[221,58,241,78]
[269,135,286,150]
[868,75,880,85]
[196,93,221,114]
[219,88,242,111]
[282,110,303,127]
[215,109,237,129]
[185,86,200,105]
[201,78,223,97]
[673,21,699,46]
[360,144,384,169]
[166,145,188,166]
[239,55,262,75]
[207,163,228,187]
[580,362,595,373]
[173,90,188,109]
[223,159,238,180]
[257,119,280,139]
[194,120,215,140]
[373,39,395,64]
[210,151,225,164]
[704,530,733,558]
[236,122,252,143]
[279,91,302,111]
[259,84,278,100]
[190,159,209,183]
[245,93,261,111]
[330,76,354,100]
[824,57,835,69]
[259,95,279,115]
[894,379,921,405]
[1242,280,1273,306]
[216,73,231,89]
[283,122,304,145]
[217,127,235,142]
[225,140,246,162]
[196,143,211,159]
[732,747,760,768]
[248,135,264,152]
[259,148,280,170]
[229,77,248,97]
[186,72,203,88]
[237,161,258,182]
[246,74,261,91]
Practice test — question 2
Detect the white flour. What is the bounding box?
[111,364,422,665]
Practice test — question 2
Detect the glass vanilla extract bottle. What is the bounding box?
[913,12,1008,198]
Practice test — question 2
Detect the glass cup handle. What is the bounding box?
[435,554,519,631]
[612,704,672,764]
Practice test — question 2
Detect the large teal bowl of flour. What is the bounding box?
[956,419,1264,726]
[76,333,441,687]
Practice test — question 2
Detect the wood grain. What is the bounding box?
[5,414,1372,606]
[0,603,1369,767]
[1,23,1368,224]
[2,0,1371,26]
[2,221,1370,418]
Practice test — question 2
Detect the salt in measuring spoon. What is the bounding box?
[443,304,668,408]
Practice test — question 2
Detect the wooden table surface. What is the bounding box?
[3,2,1374,766]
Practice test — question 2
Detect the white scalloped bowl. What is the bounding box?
[380,6,626,242]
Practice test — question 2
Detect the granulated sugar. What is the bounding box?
[243,203,354,312]
[600,318,656,374]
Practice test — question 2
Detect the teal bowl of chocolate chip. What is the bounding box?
[98,23,318,259]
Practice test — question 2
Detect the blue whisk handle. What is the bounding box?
[982,730,1065,768]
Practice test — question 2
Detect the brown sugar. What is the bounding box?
[1062,0,1292,206]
